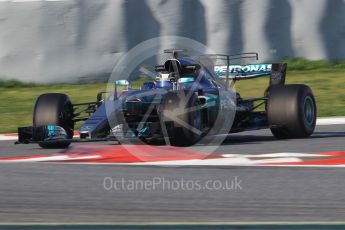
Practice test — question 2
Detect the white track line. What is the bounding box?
[0,0,67,2]
[316,117,345,126]
[0,155,100,163]
[0,135,17,141]
[221,153,325,158]
[0,134,79,141]
[123,157,304,166]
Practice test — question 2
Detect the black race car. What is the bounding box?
[17,49,317,148]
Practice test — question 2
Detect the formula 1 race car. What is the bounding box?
[16,49,317,148]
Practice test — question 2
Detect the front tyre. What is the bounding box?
[33,93,74,148]
[267,84,317,139]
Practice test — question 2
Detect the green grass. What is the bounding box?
[284,58,345,71]
[0,83,107,133]
[235,70,345,117]
[0,61,344,133]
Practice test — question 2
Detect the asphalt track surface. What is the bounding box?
[0,124,344,223]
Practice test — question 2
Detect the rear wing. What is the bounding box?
[197,53,287,86]
[214,63,287,86]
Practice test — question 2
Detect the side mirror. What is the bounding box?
[115,80,131,89]
[114,80,132,101]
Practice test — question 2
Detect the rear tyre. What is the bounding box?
[267,84,316,139]
[33,93,74,148]
[161,91,202,146]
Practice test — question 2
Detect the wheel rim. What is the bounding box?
[304,96,315,127]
